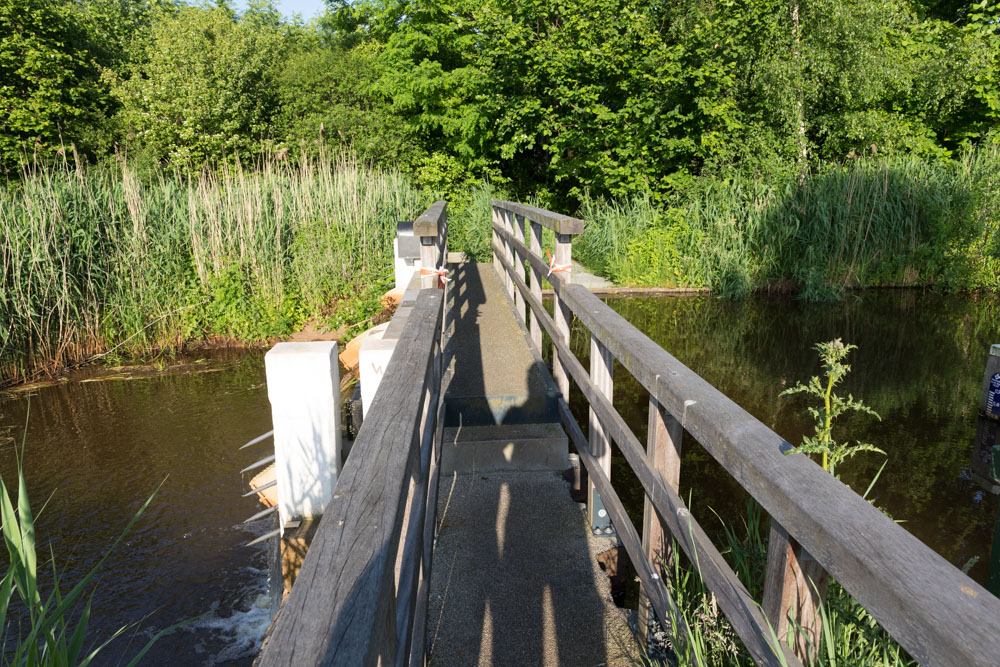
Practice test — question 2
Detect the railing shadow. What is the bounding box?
[427,260,616,665]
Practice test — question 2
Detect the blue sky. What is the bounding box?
[233,0,328,20]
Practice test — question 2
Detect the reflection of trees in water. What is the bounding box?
[568,291,1000,585]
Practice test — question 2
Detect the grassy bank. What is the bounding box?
[572,147,1000,299]
[5,147,999,385]
[0,153,423,386]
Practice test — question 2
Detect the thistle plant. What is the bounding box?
[782,339,883,476]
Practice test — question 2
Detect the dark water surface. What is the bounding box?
[567,290,1000,590]
[0,350,274,665]
[0,290,997,665]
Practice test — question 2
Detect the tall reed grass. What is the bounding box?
[0,152,423,385]
[574,147,1000,299]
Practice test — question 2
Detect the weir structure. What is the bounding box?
[253,200,1000,666]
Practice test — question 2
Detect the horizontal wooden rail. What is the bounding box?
[491,199,584,235]
[412,200,447,237]
[492,216,1000,666]
[493,243,797,666]
[257,289,445,667]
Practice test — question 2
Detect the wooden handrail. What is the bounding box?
[491,213,1000,666]
[491,199,584,235]
[412,200,447,237]
[257,288,445,667]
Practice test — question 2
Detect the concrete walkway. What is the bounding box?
[427,263,639,666]
[427,471,638,666]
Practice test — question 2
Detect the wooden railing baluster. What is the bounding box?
[552,233,572,401]
[528,221,543,352]
[512,213,527,325]
[503,209,515,301]
[491,205,501,278]
[762,522,830,662]
[588,335,614,536]
[638,397,682,645]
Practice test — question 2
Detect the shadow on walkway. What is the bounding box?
[427,263,637,666]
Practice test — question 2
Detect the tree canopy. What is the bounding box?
[0,0,996,201]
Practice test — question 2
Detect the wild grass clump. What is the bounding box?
[574,146,1000,298]
[651,502,914,666]
[0,151,423,385]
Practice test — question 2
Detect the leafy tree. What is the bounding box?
[111,3,286,167]
[274,33,420,167]
[0,0,105,169]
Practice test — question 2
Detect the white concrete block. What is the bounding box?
[265,342,341,529]
[360,331,397,416]
[394,239,421,290]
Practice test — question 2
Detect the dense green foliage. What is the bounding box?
[0,154,422,384]
[1,0,999,377]
[572,148,1000,298]
[2,0,997,191]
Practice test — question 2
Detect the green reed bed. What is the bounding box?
[574,147,1000,299]
[0,153,423,386]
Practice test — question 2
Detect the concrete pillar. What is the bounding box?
[360,333,395,415]
[265,342,342,531]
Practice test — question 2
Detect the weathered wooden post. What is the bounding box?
[492,205,501,278]
[511,213,527,325]
[551,233,573,401]
[589,336,614,536]
[981,344,1000,421]
[762,521,829,660]
[503,209,516,300]
[265,341,343,528]
[638,397,682,645]
[528,220,544,352]
[415,200,447,289]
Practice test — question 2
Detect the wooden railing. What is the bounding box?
[257,204,447,667]
[490,199,1000,666]
[414,200,448,288]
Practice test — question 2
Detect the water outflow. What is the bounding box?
[0,349,275,665]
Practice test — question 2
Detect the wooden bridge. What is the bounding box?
[254,201,1000,666]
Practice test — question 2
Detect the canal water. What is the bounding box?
[568,290,1000,591]
[0,350,275,665]
[0,290,996,664]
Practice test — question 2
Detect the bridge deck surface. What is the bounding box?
[443,263,559,426]
[428,263,638,666]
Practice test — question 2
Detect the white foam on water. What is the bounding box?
[184,593,273,665]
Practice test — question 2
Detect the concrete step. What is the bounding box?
[441,423,569,474]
